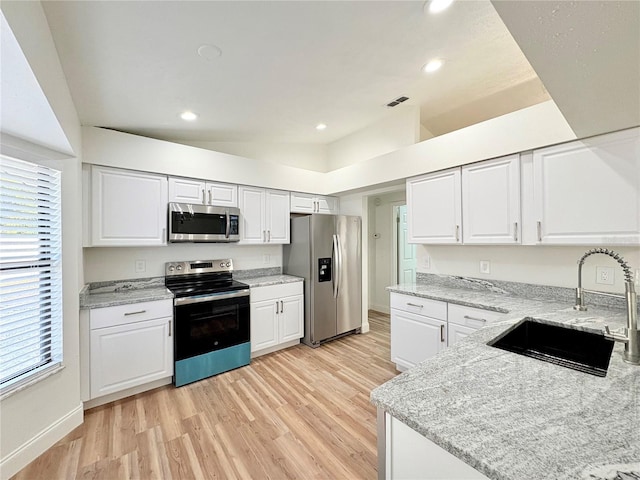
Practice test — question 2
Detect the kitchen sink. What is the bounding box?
[488,317,615,377]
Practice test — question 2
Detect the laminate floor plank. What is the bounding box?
[11,311,397,480]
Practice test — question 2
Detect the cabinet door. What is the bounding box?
[532,128,640,245]
[91,166,168,246]
[90,317,173,398]
[279,295,304,343]
[462,155,521,244]
[390,309,446,371]
[250,299,279,352]
[407,168,462,244]
[386,414,491,480]
[265,190,290,244]
[207,182,238,207]
[238,186,266,243]
[168,177,206,204]
[316,195,339,215]
[447,323,476,347]
[290,192,316,214]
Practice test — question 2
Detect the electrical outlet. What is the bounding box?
[423,255,431,269]
[596,266,614,285]
[134,260,146,273]
[479,260,491,274]
[263,254,271,264]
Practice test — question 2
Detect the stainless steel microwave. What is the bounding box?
[168,203,240,242]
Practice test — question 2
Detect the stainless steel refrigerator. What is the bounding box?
[283,214,362,347]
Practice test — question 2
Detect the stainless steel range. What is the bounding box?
[165,259,250,387]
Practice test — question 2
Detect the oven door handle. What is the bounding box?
[174,289,250,306]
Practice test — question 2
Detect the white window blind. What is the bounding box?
[0,155,63,394]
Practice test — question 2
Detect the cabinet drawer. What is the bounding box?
[390,293,447,320]
[90,299,173,330]
[250,281,303,303]
[448,303,504,329]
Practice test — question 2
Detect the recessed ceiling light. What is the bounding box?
[427,0,454,14]
[197,44,222,60]
[423,59,443,73]
[180,111,198,121]
[316,123,327,131]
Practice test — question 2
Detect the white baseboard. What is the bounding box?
[1,404,83,480]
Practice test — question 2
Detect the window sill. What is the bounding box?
[0,364,66,401]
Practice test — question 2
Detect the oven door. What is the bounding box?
[174,291,249,361]
[169,203,240,242]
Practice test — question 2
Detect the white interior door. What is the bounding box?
[397,205,416,284]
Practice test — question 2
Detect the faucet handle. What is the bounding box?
[604,324,629,343]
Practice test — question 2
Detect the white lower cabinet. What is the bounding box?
[390,293,505,370]
[250,282,303,357]
[385,413,490,480]
[390,294,447,371]
[88,299,173,399]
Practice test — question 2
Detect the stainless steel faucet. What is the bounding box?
[573,248,639,365]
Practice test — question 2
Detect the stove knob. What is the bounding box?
[220,262,225,268]
[168,266,175,272]
[176,265,183,271]
[226,262,231,267]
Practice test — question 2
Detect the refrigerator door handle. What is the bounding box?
[334,234,343,298]
[332,234,340,299]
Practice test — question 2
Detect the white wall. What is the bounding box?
[327,106,420,171]
[417,245,640,294]
[82,126,328,194]
[84,244,282,283]
[0,2,83,478]
[368,192,406,313]
[177,140,329,173]
[327,100,576,195]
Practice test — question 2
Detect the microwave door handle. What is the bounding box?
[225,210,231,238]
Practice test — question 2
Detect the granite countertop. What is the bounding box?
[80,271,304,309]
[79,277,173,309]
[239,274,303,288]
[373,279,639,480]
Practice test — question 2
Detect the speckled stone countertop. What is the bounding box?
[79,277,173,309]
[239,274,303,288]
[373,277,639,480]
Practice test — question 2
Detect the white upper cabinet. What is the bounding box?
[530,128,640,245]
[238,186,290,244]
[407,168,462,244]
[462,155,521,244]
[290,192,339,215]
[90,165,168,246]
[168,177,237,207]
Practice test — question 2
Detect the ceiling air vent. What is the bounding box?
[386,96,409,107]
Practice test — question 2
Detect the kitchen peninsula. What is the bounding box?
[372,275,640,480]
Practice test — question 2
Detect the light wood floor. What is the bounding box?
[13,311,396,480]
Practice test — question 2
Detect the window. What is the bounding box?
[0,155,63,394]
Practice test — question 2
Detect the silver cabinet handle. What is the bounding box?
[537,221,542,242]
[168,320,172,337]
[208,190,212,205]
[280,300,283,312]
[514,222,518,242]
[455,225,460,242]
[124,310,146,316]
[276,301,279,314]
[262,230,266,242]
[440,324,445,342]
[406,302,423,308]
[464,315,487,323]
[202,188,206,205]
[267,230,271,242]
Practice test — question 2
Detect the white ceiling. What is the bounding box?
[41,0,548,145]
